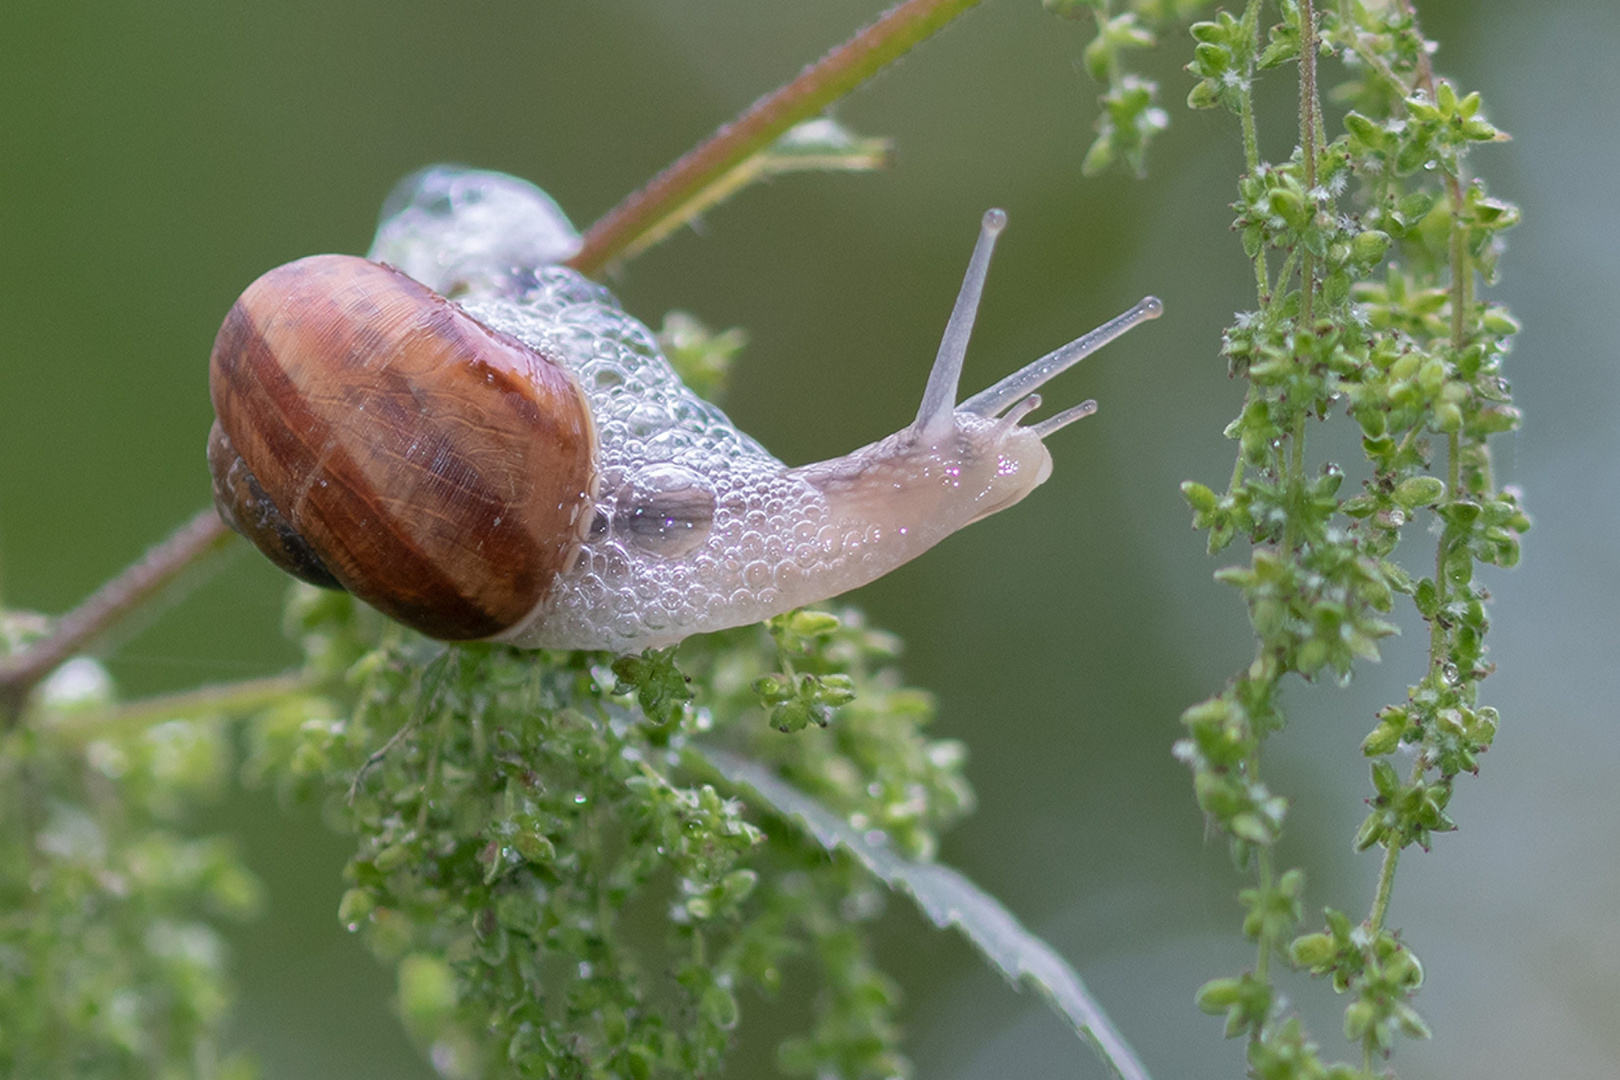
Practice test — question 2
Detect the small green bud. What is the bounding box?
[1267,186,1305,225]
[397,953,458,1028]
[1371,759,1401,799]
[1353,811,1386,852]
[1194,976,1245,1012]
[1083,34,1113,82]
[1229,812,1272,844]
[1413,577,1440,617]
[1417,357,1447,396]
[513,829,556,866]
[338,888,375,928]
[1187,80,1222,110]
[1394,1001,1433,1039]
[811,673,857,707]
[1343,111,1385,149]
[1194,770,1242,818]
[1393,476,1445,508]
[1362,433,1396,459]
[1385,946,1424,987]
[1474,405,1522,433]
[1483,307,1522,336]
[701,983,740,1030]
[1081,134,1115,176]
[1182,696,1236,726]
[1181,480,1219,513]
[752,673,795,704]
[720,868,759,906]
[373,842,414,874]
[787,610,841,637]
[770,701,816,734]
[1191,41,1232,78]
[1344,999,1376,1040]
[1361,716,1404,757]
[1351,229,1392,266]
[1297,638,1329,674]
[1440,499,1482,527]
[1289,932,1337,969]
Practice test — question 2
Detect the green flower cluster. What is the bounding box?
[1173,2,1523,1076]
[0,617,261,1080]
[240,586,971,1079]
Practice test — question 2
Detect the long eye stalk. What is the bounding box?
[909,209,1161,442]
[961,295,1161,422]
[913,208,1006,439]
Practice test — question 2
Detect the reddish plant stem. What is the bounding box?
[0,509,234,723]
[567,0,987,277]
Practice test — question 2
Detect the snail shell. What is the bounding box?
[209,167,1160,652]
[208,254,594,640]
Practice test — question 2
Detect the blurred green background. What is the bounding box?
[1,2,1615,1077]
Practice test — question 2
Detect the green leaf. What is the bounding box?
[699,747,1151,1080]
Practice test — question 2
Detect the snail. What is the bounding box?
[207,166,1160,652]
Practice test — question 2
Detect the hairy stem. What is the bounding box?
[1241,0,1268,301]
[1298,0,1318,329]
[566,0,988,277]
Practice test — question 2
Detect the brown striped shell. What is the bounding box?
[207,254,596,641]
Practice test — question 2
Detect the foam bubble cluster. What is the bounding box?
[465,269,842,650]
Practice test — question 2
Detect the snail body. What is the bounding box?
[209,167,1159,652]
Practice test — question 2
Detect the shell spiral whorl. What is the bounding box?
[208,254,595,640]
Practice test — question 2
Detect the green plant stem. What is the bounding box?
[1286,412,1307,550]
[1395,0,1471,354]
[44,671,315,743]
[0,509,236,725]
[1298,0,1318,330]
[1448,430,1461,497]
[1238,0,1263,173]
[1240,0,1267,301]
[1253,848,1274,991]
[1287,1,1318,555]
[1368,837,1401,935]
[1266,249,1299,314]
[1299,0,1318,190]
[566,0,988,277]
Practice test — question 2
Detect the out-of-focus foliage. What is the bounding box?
[0,621,261,1080]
